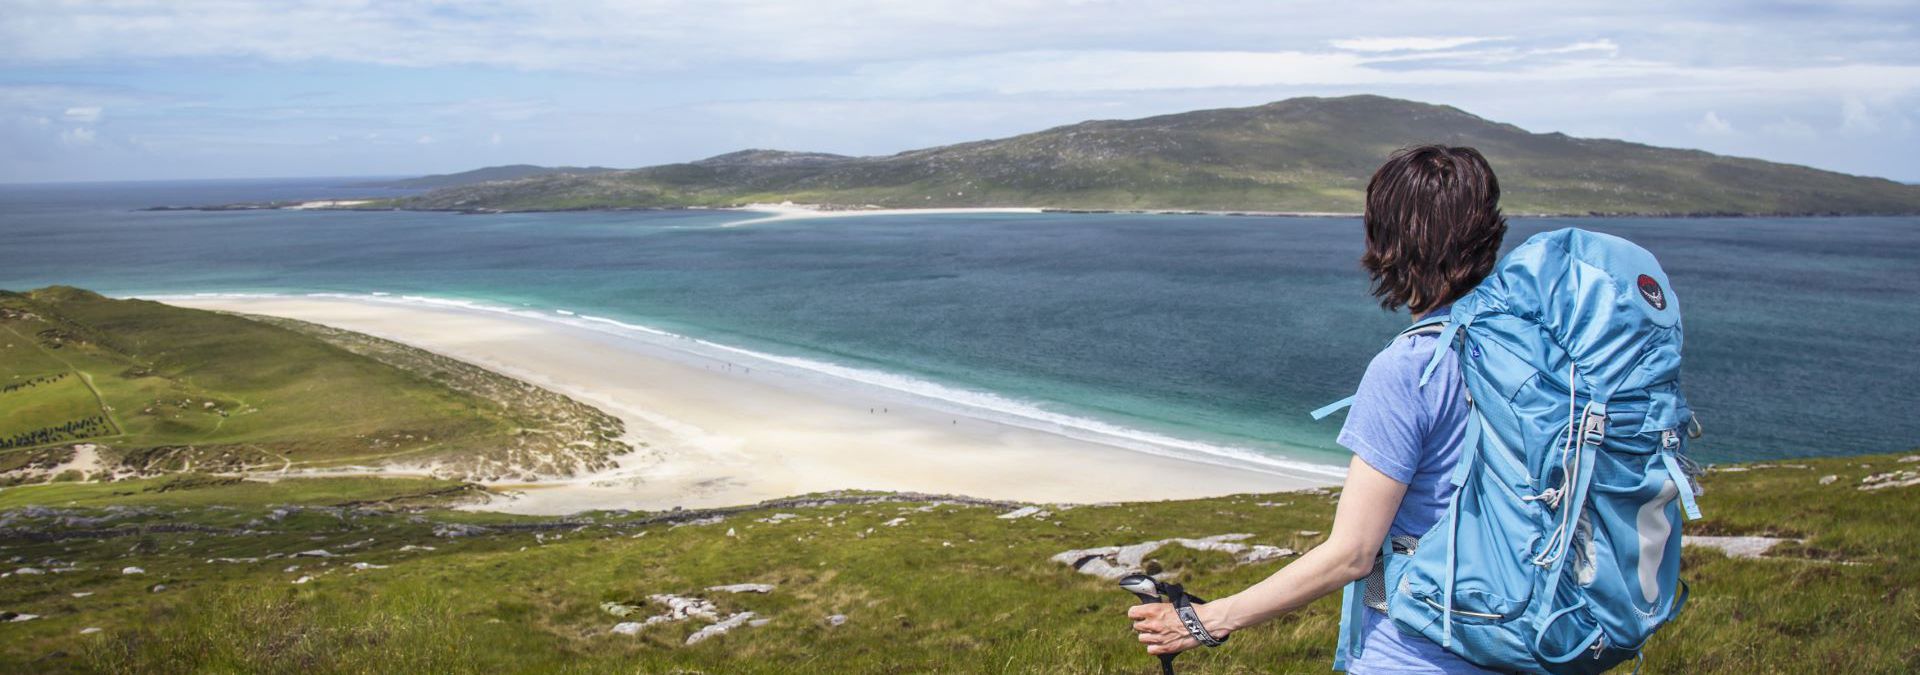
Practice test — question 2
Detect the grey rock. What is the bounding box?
[706,583,774,594]
[685,611,757,645]
[1686,536,1797,559]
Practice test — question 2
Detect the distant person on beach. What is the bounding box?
[1128,146,1507,674]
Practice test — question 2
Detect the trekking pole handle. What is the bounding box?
[1119,574,1180,675]
[1119,574,1162,603]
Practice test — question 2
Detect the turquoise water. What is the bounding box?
[2,178,1917,464]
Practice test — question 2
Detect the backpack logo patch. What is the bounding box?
[1636,274,1667,310]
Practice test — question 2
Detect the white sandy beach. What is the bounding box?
[723,202,1045,226]
[159,296,1339,514]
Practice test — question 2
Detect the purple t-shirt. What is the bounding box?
[1336,307,1495,675]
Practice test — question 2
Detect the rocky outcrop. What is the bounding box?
[1053,533,1297,580]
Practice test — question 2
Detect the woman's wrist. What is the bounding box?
[1195,596,1240,637]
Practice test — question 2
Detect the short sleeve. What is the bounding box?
[1336,338,1433,485]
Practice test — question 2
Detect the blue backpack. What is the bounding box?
[1315,228,1701,673]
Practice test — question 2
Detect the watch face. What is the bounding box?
[1636,274,1667,311]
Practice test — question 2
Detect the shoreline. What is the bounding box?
[134,199,1916,220]
[153,294,1341,514]
[721,203,1047,226]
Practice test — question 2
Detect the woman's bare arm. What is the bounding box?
[1129,455,1408,655]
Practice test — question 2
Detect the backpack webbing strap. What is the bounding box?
[1310,315,1454,421]
[1449,409,1484,488]
[1311,396,1356,421]
[1418,311,1476,387]
[1660,451,1703,520]
[1435,405,1487,647]
[1332,578,1365,671]
[1333,534,1395,671]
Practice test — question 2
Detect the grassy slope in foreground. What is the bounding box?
[389,95,1920,216]
[1,452,1914,673]
[0,287,628,481]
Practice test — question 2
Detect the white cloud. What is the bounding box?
[1761,117,1819,140]
[1690,111,1734,135]
[63,105,101,122]
[489,131,502,145]
[1329,36,1503,52]
[849,49,1920,99]
[1840,97,1879,134]
[59,126,95,144]
[1532,39,1619,56]
[416,134,434,144]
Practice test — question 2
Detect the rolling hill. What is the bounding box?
[351,164,621,190]
[387,95,1920,216]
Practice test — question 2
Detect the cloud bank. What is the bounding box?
[1,1,1915,182]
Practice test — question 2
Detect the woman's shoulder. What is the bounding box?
[1363,330,1448,383]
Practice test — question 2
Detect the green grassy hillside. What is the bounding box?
[350,164,622,189]
[389,96,1920,216]
[0,452,1913,673]
[0,287,629,482]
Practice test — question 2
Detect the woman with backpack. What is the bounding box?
[1128,145,1508,673]
[1128,144,1698,674]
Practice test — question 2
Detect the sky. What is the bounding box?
[2,1,1917,184]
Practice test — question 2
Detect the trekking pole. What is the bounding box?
[1121,575,1213,675]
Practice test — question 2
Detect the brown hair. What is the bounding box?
[1360,145,1508,315]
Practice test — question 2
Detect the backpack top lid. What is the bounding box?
[1454,228,1683,406]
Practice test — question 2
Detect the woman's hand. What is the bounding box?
[1126,602,1231,656]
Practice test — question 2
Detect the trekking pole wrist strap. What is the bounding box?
[1171,592,1227,647]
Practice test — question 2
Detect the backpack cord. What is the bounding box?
[1529,361,1582,568]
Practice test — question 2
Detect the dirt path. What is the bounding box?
[1,323,125,439]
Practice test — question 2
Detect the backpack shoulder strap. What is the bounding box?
[1310,315,1454,420]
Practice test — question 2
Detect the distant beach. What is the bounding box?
[721,203,1047,226]
[159,295,1336,514]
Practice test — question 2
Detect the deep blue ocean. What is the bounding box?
[2,178,1916,465]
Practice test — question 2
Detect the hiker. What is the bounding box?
[1128,146,1508,672]
[1129,144,1698,673]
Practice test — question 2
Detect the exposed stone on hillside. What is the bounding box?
[1053,533,1297,580]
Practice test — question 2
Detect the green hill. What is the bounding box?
[0,287,629,482]
[350,164,621,190]
[390,95,1920,216]
[0,451,1914,673]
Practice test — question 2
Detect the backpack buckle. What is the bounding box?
[1580,403,1608,446]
